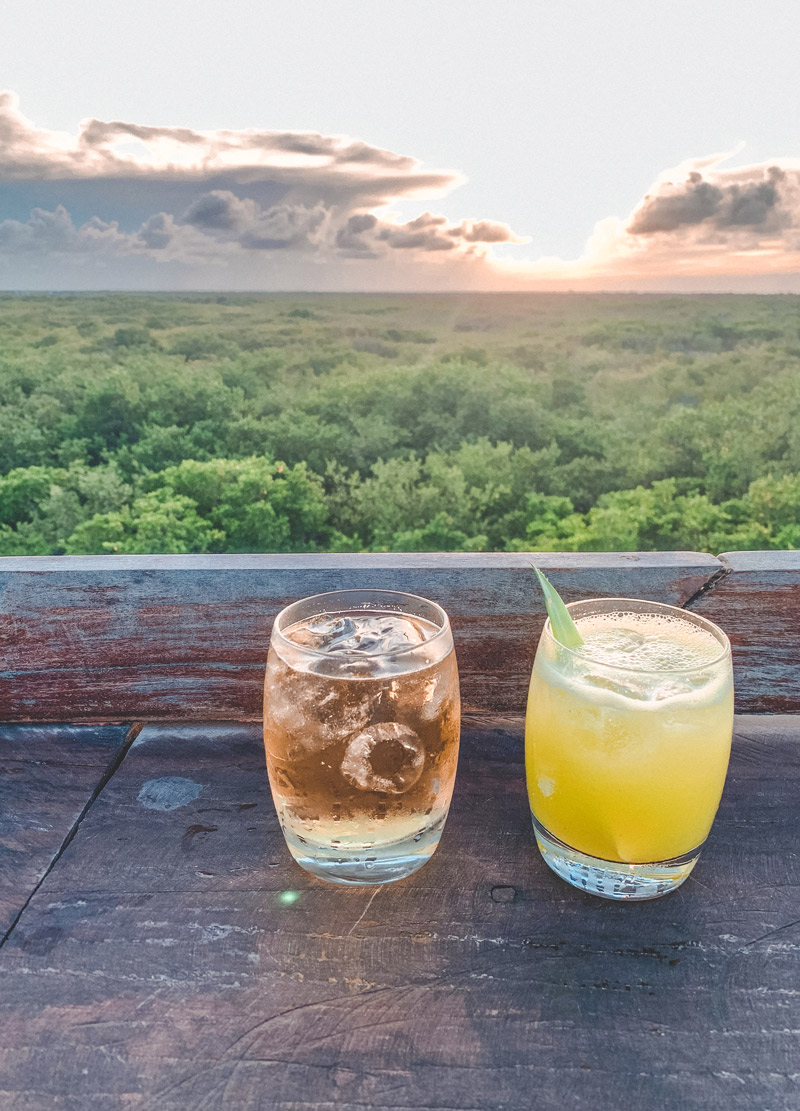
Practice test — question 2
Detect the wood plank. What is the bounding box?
[0,716,797,1110]
[688,551,800,713]
[0,725,130,939]
[0,552,720,721]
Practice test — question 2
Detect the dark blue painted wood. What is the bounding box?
[0,724,130,938]
[0,715,796,1110]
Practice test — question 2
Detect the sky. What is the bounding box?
[2,0,800,291]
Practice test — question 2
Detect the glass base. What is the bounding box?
[532,814,700,901]
[282,814,446,885]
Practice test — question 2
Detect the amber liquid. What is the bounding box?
[263,614,460,855]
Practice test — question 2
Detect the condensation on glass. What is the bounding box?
[263,589,460,884]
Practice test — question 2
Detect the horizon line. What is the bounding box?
[2,288,800,298]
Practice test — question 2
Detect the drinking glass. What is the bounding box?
[263,589,460,885]
[526,598,734,900]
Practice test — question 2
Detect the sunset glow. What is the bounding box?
[2,0,799,291]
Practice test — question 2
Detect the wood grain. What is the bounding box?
[0,716,797,1110]
[0,552,720,722]
[688,550,800,713]
[0,724,129,939]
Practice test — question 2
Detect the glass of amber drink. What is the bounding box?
[263,589,460,884]
[526,598,733,900]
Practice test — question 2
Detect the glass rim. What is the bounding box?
[542,596,732,674]
[272,587,452,661]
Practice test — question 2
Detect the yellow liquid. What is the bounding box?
[525,611,734,863]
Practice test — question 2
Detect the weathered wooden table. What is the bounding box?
[1,552,798,1110]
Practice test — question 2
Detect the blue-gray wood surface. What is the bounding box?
[0,724,130,939]
[0,717,797,1110]
[6,549,796,721]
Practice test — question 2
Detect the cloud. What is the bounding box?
[180,190,327,251]
[379,212,456,251]
[607,157,800,282]
[0,91,528,287]
[137,212,173,250]
[0,205,125,255]
[183,191,244,231]
[457,219,521,244]
[237,203,328,251]
[627,164,789,236]
[335,213,380,257]
[495,152,800,292]
[8,91,800,293]
[334,210,526,260]
[0,92,427,189]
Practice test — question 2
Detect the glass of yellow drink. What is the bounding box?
[526,597,733,900]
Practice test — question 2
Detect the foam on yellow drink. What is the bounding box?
[526,606,734,864]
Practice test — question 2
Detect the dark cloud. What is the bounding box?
[628,172,722,233]
[336,211,525,256]
[79,119,206,148]
[721,168,785,226]
[265,131,340,157]
[183,190,242,230]
[0,92,460,201]
[137,212,172,250]
[334,212,379,256]
[338,212,378,237]
[378,212,455,251]
[628,165,788,235]
[543,156,800,291]
[238,203,327,250]
[0,91,527,285]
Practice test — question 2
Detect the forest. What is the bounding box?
[0,290,798,556]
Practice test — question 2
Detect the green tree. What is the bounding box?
[168,331,240,360]
[0,466,61,526]
[112,326,158,349]
[534,479,769,553]
[740,473,800,548]
[64,489,222,554]
[143,456,329,552]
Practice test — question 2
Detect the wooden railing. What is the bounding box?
[0,550,797,721]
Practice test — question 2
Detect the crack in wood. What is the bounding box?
[741,917,800,949]
[682,563,731,612]
[346,886,383,938]
[0,721,142,950]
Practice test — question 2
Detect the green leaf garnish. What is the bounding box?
[533,566,584,649]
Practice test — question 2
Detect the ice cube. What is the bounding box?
[582,672,648,701]
[317,616,359,650]
[265,670,376,750]
[285,620,331,651]
[649,678,695,701]
[601,628,646,653]
[414,673,449,721]
[340,722,425,794]
[334,615,426,655]
[290,614,427,657]
[316,687,377,744]
[683,669,715,690]
[284,615,357,652]
[264,670,309,736]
